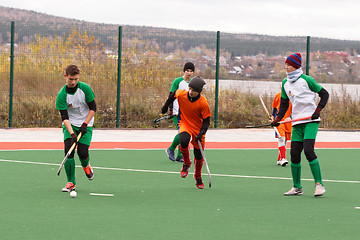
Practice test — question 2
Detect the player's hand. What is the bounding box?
[311,108,321,120]
[79,122,88,135]
[271,116,281,127]
[195,134,203,142]
[70,133,78,146]
[169,110,173,116]
[270,115,274,121]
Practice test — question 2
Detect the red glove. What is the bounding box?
[70,133,78,146]
[271,116,281,127]
[311,108,321,120]
[79,122,88,135]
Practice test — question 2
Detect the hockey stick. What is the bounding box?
[153,114,174,124]
[197,140,212,188]
[259,96,280,136]
[57,132,82,176]
[246,116,312,128]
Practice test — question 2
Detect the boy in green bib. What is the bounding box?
[165,62,195,162]
[56,65,96,192]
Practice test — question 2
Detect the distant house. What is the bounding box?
[196,56,214,69]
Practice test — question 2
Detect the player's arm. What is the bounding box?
[84,100,96,124]
[311,87,329,120]
[59,110,77,144]
[195,117,210,142]
[168,92,174,115]
[79,99,97,135]
[161,91,177,114]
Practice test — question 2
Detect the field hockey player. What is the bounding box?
[271,92,292,166]
[165,62,195,162]
[271,53,329,197]
[161,76,211,189]
[56,64,96,193]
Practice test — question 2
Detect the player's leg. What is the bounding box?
[78,127,94,180]
[303,122,325,196]
[277,125,288,166]
[62,137,76,192]
[179,131,191,178]
[193,147,204,189]
[284,124,304,196]
[166,116,180,162]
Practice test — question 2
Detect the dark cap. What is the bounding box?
[183,62,195,72]
[188,76,205,92]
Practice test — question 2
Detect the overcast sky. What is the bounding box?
[1,0,360,41]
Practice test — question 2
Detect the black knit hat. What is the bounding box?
[183,62,195,72]
[189,76,205,92]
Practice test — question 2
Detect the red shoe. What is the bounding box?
[83,164,94,180]
[196,178,204,189]
[180,164,190,178]
[62,182,75,192]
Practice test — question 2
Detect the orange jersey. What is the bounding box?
[272,92,292,120]
[175,89,211,133]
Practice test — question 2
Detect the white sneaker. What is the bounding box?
[277,160,281,165]
[284,187,303,196]
[280,158,288,167]
[314,183,326,197]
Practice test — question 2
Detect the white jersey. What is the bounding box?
[170,77,190,115]
[56,82,95,127]
[282,74,323,126]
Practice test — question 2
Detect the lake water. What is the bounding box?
[206,79,360,100]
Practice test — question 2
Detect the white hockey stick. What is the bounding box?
[197,140,212,188]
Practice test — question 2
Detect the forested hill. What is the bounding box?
[0,5,359,56]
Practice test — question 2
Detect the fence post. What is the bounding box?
[9,21,15,128]
[306,36,310,75]
[116,26,122,128]
[214,31,220,128]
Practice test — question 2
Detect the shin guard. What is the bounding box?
[194,158,204,179]
[180,146,191,166]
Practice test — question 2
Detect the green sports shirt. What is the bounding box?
[170,77,189,115]
[56,81,95,127]
[281,74,323,126]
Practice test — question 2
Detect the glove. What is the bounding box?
[70,133,78,146]
[271,116,281,127]
[311,108,321,120]
[169,110,173,117]
[195,134,203,142]
[79,122,88,135]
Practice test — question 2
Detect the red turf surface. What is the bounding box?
[0,141,359,150]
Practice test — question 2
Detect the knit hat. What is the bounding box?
[285,53,302,69]
[183,62,195,72]
[188,76,205,92]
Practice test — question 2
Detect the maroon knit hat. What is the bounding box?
[285,53,302,69]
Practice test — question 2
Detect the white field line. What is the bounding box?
[1,158,360,184]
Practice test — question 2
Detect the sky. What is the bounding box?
[1,0,360,41]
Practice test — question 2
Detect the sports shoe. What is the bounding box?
[83,164,94,180]
[277,160,281,165]
[196,178,204,189]
[314,183,326,197]
[180,164,190,178]
[175,156,184,163]
[165,149,176,162]
[280,158,288,167]
[284,187,303,196]
[62,182,75,192]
